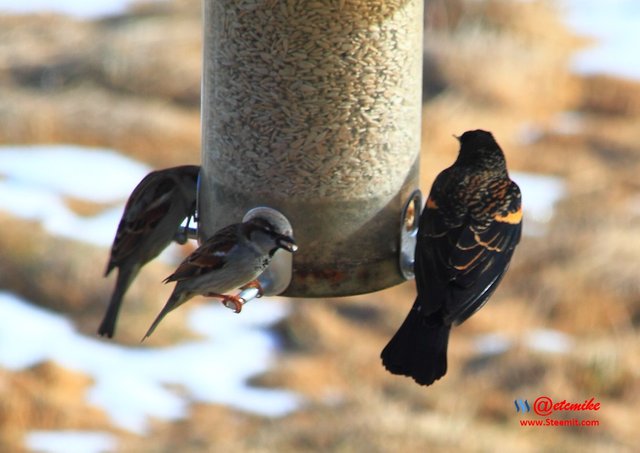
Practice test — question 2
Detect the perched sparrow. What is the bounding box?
[381,130,522,386]
[98,165,200,338]
[142,216,297,340]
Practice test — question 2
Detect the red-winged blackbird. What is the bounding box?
[381,130,522,386]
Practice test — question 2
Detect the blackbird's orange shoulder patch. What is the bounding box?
[426,196,439,210]
[495,206,522,224]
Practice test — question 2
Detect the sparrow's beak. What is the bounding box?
[276,235,298,253]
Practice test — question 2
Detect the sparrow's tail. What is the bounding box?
[141,288,190,342]
[98,264,139,338]
[381,302,450,386]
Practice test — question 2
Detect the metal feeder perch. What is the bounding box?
[198,0,424,297]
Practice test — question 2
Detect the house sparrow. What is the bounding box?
[98,165,200,338]
[142,216,297,340]
[381,130,522,386]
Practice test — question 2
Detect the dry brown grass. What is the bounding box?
[0,11,201,167]
[0,85,200,167]
[423,0,582,114]
[90,15,202,105]
[580,74,640,116]
[1,0,639,451]
[0,214,194,345]
[0,362,111,450]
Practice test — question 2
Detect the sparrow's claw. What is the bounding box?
[221,294,243,313]
[174,229,188,245]
[240,280,264,298]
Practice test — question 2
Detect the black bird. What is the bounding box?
[381,130,522,385]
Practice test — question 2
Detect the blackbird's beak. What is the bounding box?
[453,134,461,142]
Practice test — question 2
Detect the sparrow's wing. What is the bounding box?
[107,171,177,272]
[444,181,522,325]
[167,165,200,221]
[164,223,240,282]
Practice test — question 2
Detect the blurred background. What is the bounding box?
[1,0,639,451]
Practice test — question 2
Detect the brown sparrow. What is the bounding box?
[98,165,200,338]
[142,216,297,340]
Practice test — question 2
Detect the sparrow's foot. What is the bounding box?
[174,229,188,245]
[240,280,264,298]
[203,292,242,313]
[221,294,243,313]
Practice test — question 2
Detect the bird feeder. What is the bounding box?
[199,0,423,297]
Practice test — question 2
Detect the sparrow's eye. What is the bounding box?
[252,217,274,231]
[259,224,274,235]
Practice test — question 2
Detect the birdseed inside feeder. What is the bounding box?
[199,0,423,297]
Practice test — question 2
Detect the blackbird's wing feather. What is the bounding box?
[416,180,522,325]
[414,188,466,315]
[444,183,522,324]
[444,216,521,324]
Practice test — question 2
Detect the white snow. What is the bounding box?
[0,0,166,19]
[511,172,566,237]
[562,0,640,80]
[524,328,574,354]
[474,329,574,357]
[0,146,149,202]
[0,145,149,246]
[25,431,117,453]
[473,333,512,357]
[0,291,301,434]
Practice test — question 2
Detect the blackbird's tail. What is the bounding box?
[381,302,450,386]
